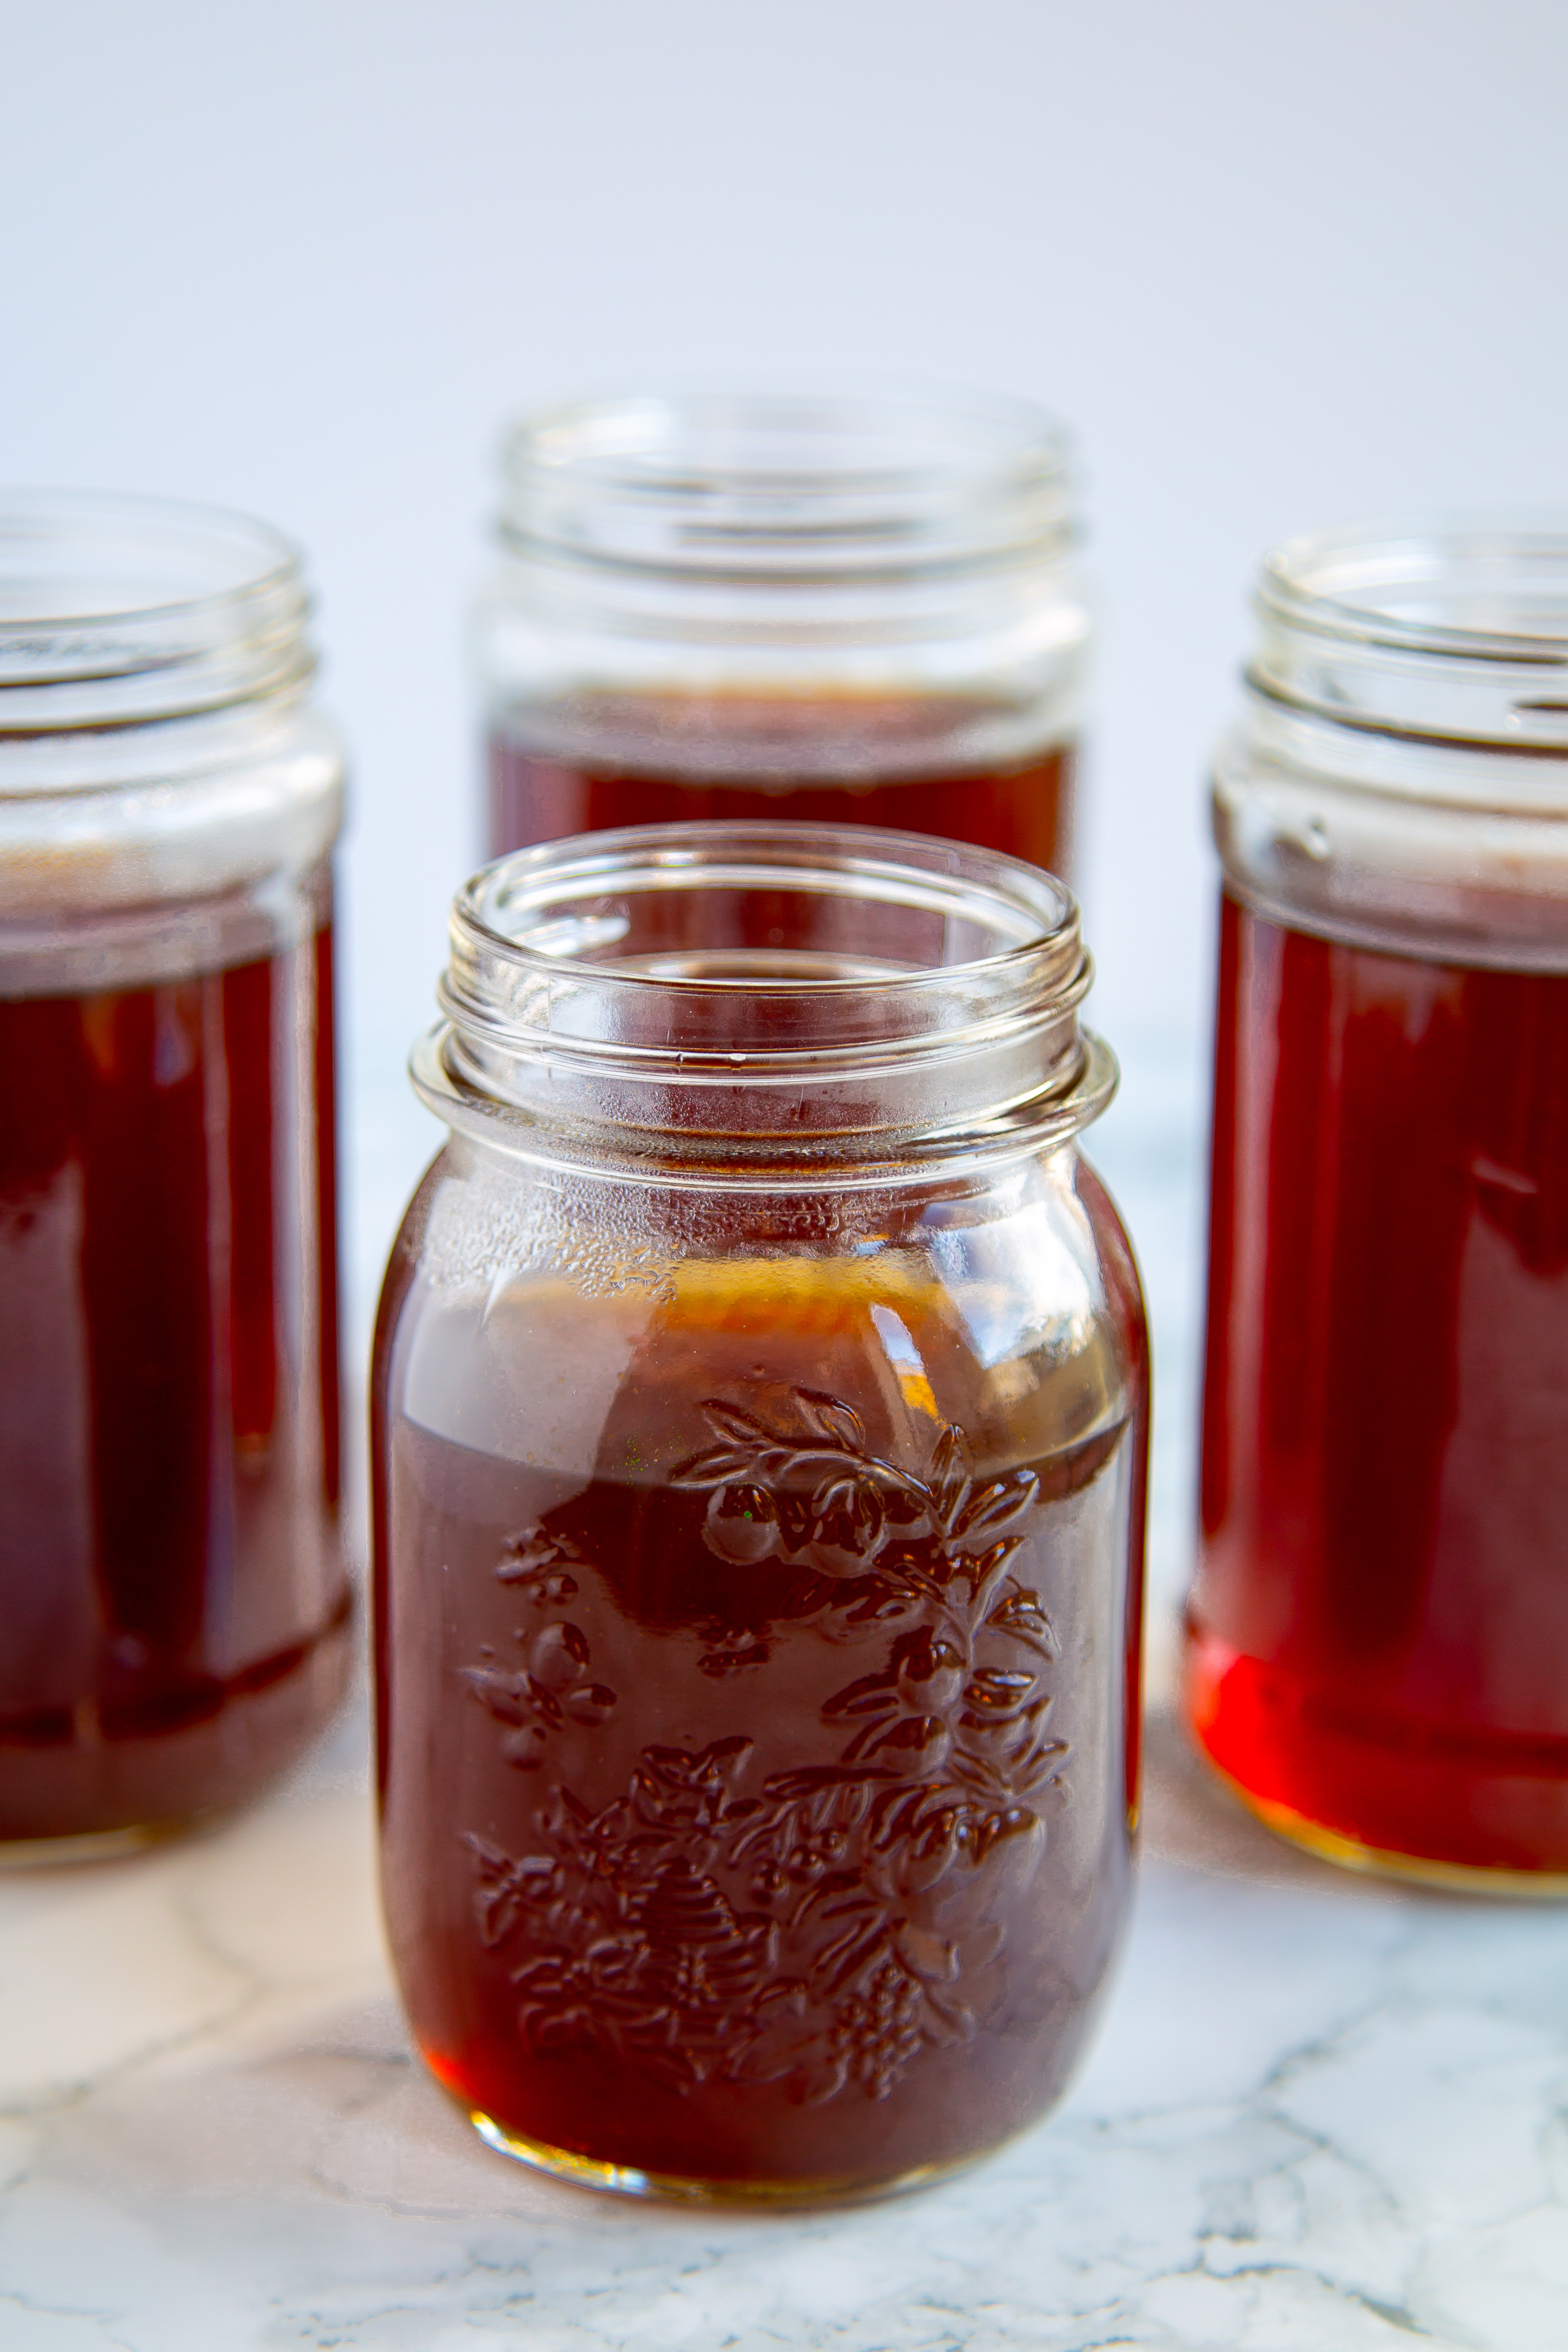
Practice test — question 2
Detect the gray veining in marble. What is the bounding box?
[2,1699,1566,2351]
[2,1041,1563,2349]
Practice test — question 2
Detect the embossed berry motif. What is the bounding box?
[462,1528,618,1770]
[463,1388,1065,2106]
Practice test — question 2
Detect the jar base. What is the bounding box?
[0,1818,202,1870]
[465,2103,986,2210]
[1194,1741,1568,1900]
[1183,1622,1568,1892]
[0,1592,354,1853]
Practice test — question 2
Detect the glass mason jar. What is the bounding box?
[1187,520,1568,1890]
[476,389,1088,879]
[374,821,1148,2203]
[0,492,350,1857]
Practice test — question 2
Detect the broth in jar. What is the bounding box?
[374,824,1148,2200]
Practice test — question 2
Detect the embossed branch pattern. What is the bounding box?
[462,1388,1066,2105]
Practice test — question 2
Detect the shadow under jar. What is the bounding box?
[1187,520,1568,1890]
[374,822,1148,2203]
[0,494,351,1857]
[477,390,1088,878]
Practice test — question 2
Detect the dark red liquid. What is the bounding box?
[1189,893,1568,1876]
[0,920,350,1845]
[489,694,1075,877]
[375,1223,1144,2197]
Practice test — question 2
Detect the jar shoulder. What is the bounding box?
[1216,718,1568,970]
[375,1144,1144,1488]
[0,703,344,924]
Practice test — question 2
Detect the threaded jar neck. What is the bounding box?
[0,491,315,736]
[1220,518,1568,969]
[480,392,1090,795]
[499,390,1076,591]
[1249,519,1568,758]
[415,821,1114,1180]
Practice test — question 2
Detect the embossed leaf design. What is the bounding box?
[462,1664,560,1729]
[813,1900,892,1991]
[529,1622,590,1687]
[929,1425,972,1530]
[697,1402,776,1447]
[462,1630,616,1766]
[466,1834,552,1948]
[669,1445,761,1489]
[563,1683,618,1725]
[986,1587,1060,1655]
[460,1384,1070,2110]
[894,1923,959,1983]
[496,1527,570,1578]
[865,1714,951,1767]
[972,1809,1048,1898]
[672,1392,931,1537]
[822,1669,905,1722]
[891,1808,967,1895]
[793,1390,867,1450]
[954,1469,1040,1544]
[963,1668,1042,1723]
[808,1474,861,1519]
[496,1525,583,1600]
[918,1990,981,2051]
[995,1738,1070,1802]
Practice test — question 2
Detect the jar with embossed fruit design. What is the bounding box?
[373,821,1148,2203]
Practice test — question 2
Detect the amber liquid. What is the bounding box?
[488,693,1075,876]
[1189,894,1568,1879]
[376,1228,1144,2198]
[0,927,350,1846]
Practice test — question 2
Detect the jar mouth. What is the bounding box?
[423,821,1108,1171]
[1252,518,1568,752]
[0,491,315,734]
[497,389,1077,586]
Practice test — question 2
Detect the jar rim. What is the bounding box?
[456,818,1076,992]
[1259,516,1568,667]
[1248,515,1568,761]
[0,489,314,730]
[496,388,1078,585]
[424,821,1110,1175]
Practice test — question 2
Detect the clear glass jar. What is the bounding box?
[1187,520,1568,1889]
[0,492,350,1856]
[373,821,1147,2203]
[476,390,1088,878]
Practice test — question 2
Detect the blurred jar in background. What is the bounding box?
[374,822,1147,2202]
[0,494,351,1856]
[1188,520,1568,1888]
[476,390,1088,878]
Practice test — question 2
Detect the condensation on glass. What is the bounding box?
[0,492,350,1857]
[475,389,1089,879]
[1189,519,1568,1889]
[374,822,1148,2204]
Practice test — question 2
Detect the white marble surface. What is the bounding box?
[5,1701,1567,2351]
[3,1045,1566,2350]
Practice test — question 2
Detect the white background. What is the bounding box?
[5,0,1568,1321]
